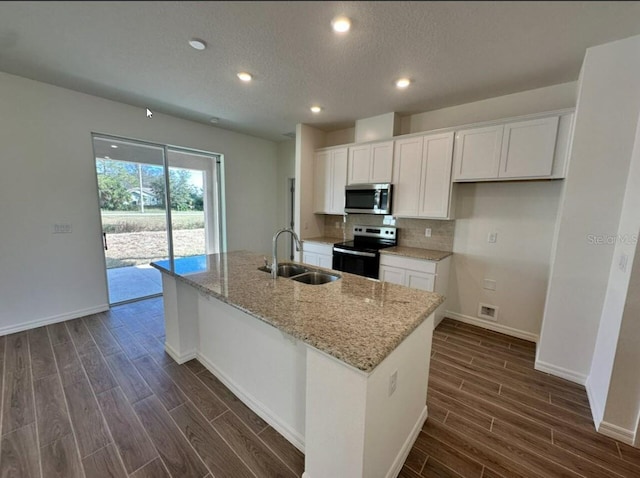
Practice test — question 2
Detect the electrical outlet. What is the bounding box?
[335,221,341,229]
[424,228,432,238]
[53,224,72,234]
[389,370,398,396]
[487,232,498,243]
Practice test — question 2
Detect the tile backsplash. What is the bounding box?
[323,214,455,251]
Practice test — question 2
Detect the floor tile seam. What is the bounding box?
[49,324,86,477]
[170,401,255,478]
[207,409,260,478]
[423,421,554,478]
[63,320,126,471]
[254,423,303,477]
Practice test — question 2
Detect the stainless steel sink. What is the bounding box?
[290,271,341,285]
[258,263,310,278]
[258,263,341,284]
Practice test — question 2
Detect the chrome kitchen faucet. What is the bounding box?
[271,228,302,279]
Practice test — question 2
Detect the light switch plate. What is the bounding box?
[483,279,497,291]
[488,232,498,243]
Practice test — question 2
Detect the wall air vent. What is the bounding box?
[478,303,498,321]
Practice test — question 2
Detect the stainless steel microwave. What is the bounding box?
[344,183,393,215]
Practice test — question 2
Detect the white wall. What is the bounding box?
[448,181,562,340]
[401,82,577,134]
[295,124,326,243]
[588,107,640,438]
[400,82,576,341]
[0,72,279,333]
[325,127,355,147]
[538,35,640,383]
[276,139,295,258]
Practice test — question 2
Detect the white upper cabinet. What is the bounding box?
[392,132,454,219]
[391,137,423,217]
[347,141,393,184]
[419,132,455,218]
[453,114,562,182]
[314,147,347,214]
[499,116,559,178]
[452,125,503,181]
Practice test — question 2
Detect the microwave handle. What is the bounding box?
[374,189,381,209]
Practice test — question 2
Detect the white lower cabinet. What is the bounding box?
[302,241,333,268]
[379,254,450,327]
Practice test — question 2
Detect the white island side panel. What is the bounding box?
[197,293,307,450]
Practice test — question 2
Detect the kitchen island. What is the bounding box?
[152,251,443,478]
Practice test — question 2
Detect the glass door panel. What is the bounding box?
[93,136,168,304]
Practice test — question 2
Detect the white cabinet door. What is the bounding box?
[379,265,405,285]
[370,141,394,183]
[347,145,371,184]
[314,148,347,214]
[348,141,394,185]
[313,151,330,213]
[330,149,348,214]
[452,125,503,181]
[406,270,435,292]
[318,254,333,269]
[302,252,320,266]
[499,116,559,178]
[392,137,423,217]
[419,132,454,219]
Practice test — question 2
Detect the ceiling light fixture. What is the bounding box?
[237,72,253,82]
[110,144,118,149]
[331,16,351,33]
[209,117,220,124]
[310,105,322,113]
[189,38,207,51]
[104,156,110,159]
[396,78,411,89]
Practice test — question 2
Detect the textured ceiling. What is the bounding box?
[1,1,639,141]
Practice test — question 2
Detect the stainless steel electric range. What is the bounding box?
[332,225,397,279]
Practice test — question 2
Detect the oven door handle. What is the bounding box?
[333,247,376,258]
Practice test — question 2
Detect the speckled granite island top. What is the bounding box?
[152,251,443,373]
[380,246,452,261]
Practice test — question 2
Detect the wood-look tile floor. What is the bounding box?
[0,298,302,478]
[2,300,639,478]
[399,318,640,478]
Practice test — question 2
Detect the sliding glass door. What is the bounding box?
[92,135,224,305]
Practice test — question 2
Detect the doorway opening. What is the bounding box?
[92,135,224,305]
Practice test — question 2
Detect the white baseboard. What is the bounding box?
[444,311,539,343]
[386,405,428,478]
[598,421,636,446]
[585,377,603,427]
[0,304,110,336]
[164,343,196,364]
[534,359,587,386]
[196,352,306,453]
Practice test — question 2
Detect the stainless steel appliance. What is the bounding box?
[344,183,393,215]
[332,225,397,279]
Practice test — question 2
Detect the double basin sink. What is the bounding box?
[258,263,341,285]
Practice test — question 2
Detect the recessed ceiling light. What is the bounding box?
[209,117,220,124]
[331,16,351,33]
[396,78,411,89]
[110,144,118,149]
[310,105,322,113]
[237,72,253,82]
[104,156,110,159]
[189,38,207,51]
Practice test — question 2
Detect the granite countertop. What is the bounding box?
[152,251,443,373]
[301,236,340,245]
[380,246,452,262]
